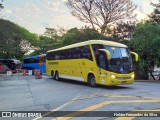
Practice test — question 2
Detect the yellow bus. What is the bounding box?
[46,40,138,87]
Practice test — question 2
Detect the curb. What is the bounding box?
[135,80,160,82]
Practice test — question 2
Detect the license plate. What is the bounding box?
[122,81,127,84]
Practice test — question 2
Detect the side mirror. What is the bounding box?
[130,51,138,61]
[105,50,111,60]
[98,49,111,60]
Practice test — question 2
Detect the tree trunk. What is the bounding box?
[148,67,156,80]
[101,26,106,35]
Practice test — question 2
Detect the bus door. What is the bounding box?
[96,51,109,85]
[91,45,108,84]
[79,46,94,82]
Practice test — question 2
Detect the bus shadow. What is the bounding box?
[51,78,89,87]
[97,85,133,90]
[49,78,133,90]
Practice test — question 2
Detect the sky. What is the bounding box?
[0,0,159,34]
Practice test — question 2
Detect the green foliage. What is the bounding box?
[34,35,62,55]
[61,27,110,46]
[44,28,60,41]
[133,60,149,80]
[30,27,64,56]
[60,28,79,45]
[105,23,136,45]
[33,27,111,56]
[44,27,66,41]
[129,23,160,79]
[0,19,38,60]
[38,36,54,52]
[148,2,160,23]
[115,23,135,42]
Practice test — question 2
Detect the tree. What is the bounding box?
[61,27,110,46]
[45,28,58,39]
[111,22,135,44]
[66,0,136,34]
[37,35,61,53]
[29,28,65,56]
[44,27,66,41]
[0,0,4,10]
[148,1,160,23]
[0,19,38,60]
[129,23,160,80]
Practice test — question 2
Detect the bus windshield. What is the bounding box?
[105,46,133,73]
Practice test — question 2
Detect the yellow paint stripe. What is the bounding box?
[78,93,160,100]
[115,109,160,120]
[73,93,160,101]
[54,100,160,120]
[54,102,112,120]
[101,94,160,99]
[78,93,96,100]
[33,95,81,120]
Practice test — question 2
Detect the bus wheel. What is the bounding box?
[88,74,96,87]
[51,71,54,79]
[55,71,60,81]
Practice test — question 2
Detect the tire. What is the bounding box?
[51,71,54,79]
[88,74,96,87]
[55,71,60,81]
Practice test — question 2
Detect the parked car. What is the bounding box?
[0,59,21,73]
[0,62,10,73]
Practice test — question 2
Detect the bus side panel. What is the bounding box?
[80,59,98,83]
[47,59,93,82]
[59,60,84,81]
[38,63,46,74]
[46,60,49,76]
[22,63,46,74]
[46,60,57,76]
[46,60,51,76]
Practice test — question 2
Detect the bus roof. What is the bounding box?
[47,40,127,53]
[23,54,46,60]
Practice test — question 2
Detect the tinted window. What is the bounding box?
[92,44,104,53]
[98,52,107,69]
[23,58,38,64]
[47,45,92,60]
[47,52,55,60]
[92,44,104,65]
[80,46,92,60]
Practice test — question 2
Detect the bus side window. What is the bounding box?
[55,52,60,60]
[67,49,72,59]
[92,44,104,65]
[80,45,93,60]
[60,50,65,59]
[72,47,81,59]
[72,48,76,59]
[98,52,107,70]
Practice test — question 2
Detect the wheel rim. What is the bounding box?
[89,75,96,86]
[90,78,95,86]
[55,72,59,80]
[51,72,54,78]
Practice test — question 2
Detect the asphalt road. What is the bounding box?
[0,73,160,120]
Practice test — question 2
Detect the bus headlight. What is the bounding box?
[111,75,115,79]
[131,74,134,78]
